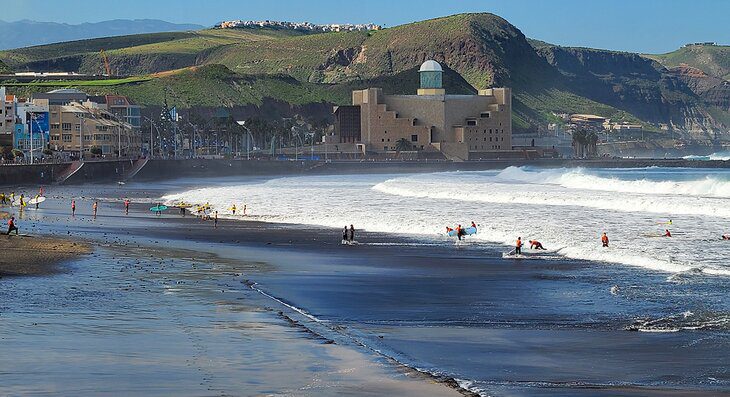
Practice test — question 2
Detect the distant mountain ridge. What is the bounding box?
[0,13,728,138]
[0,19,204,50]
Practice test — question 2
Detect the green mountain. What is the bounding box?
[646,44,730,81]
[1,13,728,137]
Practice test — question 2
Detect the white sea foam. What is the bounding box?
[684,151,730,161]
[164,167,730,277]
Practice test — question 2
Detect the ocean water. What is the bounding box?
[164,166,730,277]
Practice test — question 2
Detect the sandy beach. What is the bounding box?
[1,175,728,396]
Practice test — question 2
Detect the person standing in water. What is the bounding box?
[456,224,464,241]
[243,204,247,216]
[231,204,237,216]
[515,237,523,255]
[124,199,130,215]
[342,226,349,244]
[71,200,76,216]
[601,232,609,247]
[471,221,477,233]
[9,192,15,206]
[348,224,355,243]
[663,229,672,237]
[19,194,25,208]
[93,201,98,218]
[34,194,40,209]
[214,211,219,228]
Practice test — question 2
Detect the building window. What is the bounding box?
[381,138,385,142]
[384,146,388,151]
[62,134,72,142]
[411,135,418,142]
[467,119,477,126]
[51,135,59,141]
[51,123,60,130]
[481,112,490,118]
[62,123,72,131]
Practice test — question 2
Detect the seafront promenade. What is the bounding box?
[1,157,730,186]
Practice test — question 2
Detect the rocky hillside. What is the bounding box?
[647,44,730,81]
[1,13,728,136]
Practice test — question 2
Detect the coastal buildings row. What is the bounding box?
[332,60,514,160]
[0,87,142,160]
[216,19,381,32]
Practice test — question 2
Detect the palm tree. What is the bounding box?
[395,138,412,152]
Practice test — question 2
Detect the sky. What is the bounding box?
[3,0,729,53]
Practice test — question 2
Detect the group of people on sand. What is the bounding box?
[342,224,356,245]
[0,187,45,210]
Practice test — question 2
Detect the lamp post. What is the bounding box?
[236,121,254,160]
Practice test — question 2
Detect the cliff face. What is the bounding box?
[668,65,730,111]
[534,45,723,134]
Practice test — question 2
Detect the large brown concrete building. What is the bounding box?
[335,60,512,160]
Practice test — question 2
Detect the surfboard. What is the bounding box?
[149,205,168,212]
[447,226,477,237]
[12,199,27,207]
[176,202,193,208]
[28,196,46,205]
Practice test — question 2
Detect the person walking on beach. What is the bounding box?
[214,211,219,228]
[6,216,18,235]
[180,206,186,217]
[93,201,98,218]
[601,232,609,248]
[515,237,523,255]
[348,224,355,243]
[71,200,76,216]
[231,204,237,215]
[243,204,247,216]
[19,194,25,208]
[9,192,15,206]
[124,199,130,215]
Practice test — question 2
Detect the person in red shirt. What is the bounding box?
[124,199,130,215]
[6,216,18,235]
[601,232,609,247]
[71,200,76,216]
[515,237,523,254]
[663,229,672,237]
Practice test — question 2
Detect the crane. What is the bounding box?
[99,49,111,76]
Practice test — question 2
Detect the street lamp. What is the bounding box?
[236,120,254,160]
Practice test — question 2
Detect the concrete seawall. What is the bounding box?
[1,158,730,187]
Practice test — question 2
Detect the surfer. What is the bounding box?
[231,204,237,215]
[456,224,464,241]
[6,216,18,235]
[601,232,609,247]
[0,193,5,205]
[348,224,355,243]
[10,192,15,206]
[71,200,76,216]
[124,199,130,215]
[663,229,672,237]
[342,226,349,244]
[155,203,162,216]
[471,221,477,233]
[93,201,98,218]
[515,237,523,254]
[214,211,219,228]
[19,194,25,208]
[34,194,40,209]
[723,234,730,240]
[180,206,186,216]
[529,240,546,250]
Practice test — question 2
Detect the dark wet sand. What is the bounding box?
[0,234,91,276]
[1,183,728,396]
